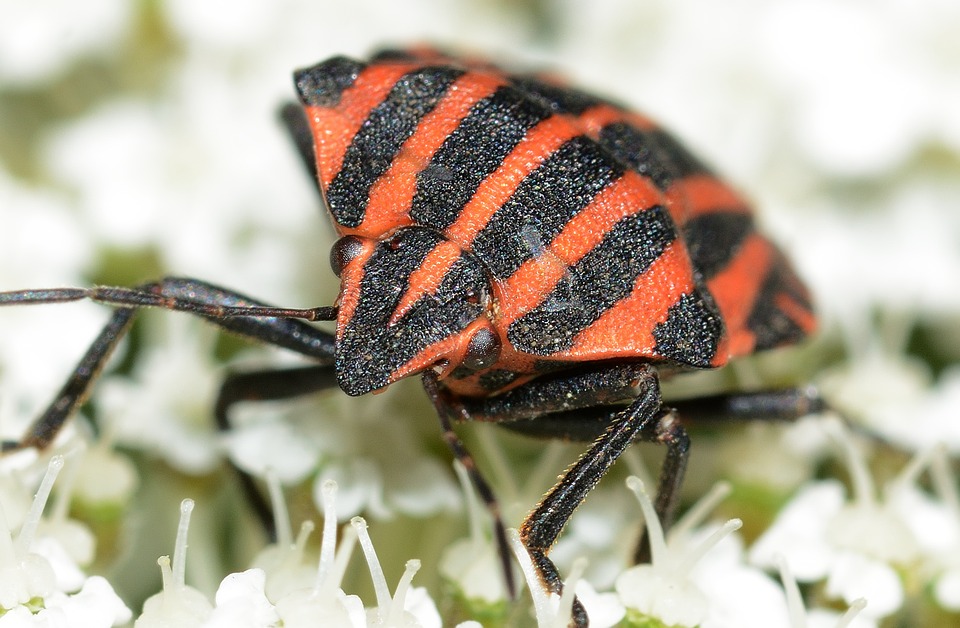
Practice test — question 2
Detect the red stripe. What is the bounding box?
[497,172,663,327]
[576,104,657,137]
[445,115,581,248]
[358,71,504,237]
[389,241,463,326]
[306,63,419,190]
[564,241,698,360]
[667,175,750,219]
[706,234,772,359]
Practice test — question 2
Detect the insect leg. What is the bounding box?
[215,364,339,535]
[6,307,136,450]
[517,369,663,627]
[3,276,336,451]
[421,371,517,600]
[448,365,664,625]
[668,385,825,424]
[278,103,321,195]
[0,280,337,322]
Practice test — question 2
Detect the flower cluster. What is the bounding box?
[0,453,131,626]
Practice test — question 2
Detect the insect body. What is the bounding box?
[297,49,814,399]
[1,49,819,626]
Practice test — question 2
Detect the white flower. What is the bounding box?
[215,479,442,628]
[228,388,462,524]
[778,555,872,628]
[68,442,139,511]
[750,419,931,619]
[26,576,133,628]
[0,455,129,626]
[614,477,776,627]
[205,569,280,628]
[136,500,213,628]
[818,339,932,446]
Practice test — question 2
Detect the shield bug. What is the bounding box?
[1,48,820,626]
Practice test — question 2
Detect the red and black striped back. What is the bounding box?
[294,51,815,392]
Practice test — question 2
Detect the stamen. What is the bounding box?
[291,520,315,564]
[353,516,391,613]
[315,479,339,590]
[158,555,174,596]
[931,444,959,520]
[475,426,519,502]
[385,559,421,625]
[172,499,194,588]
[453,461,484,545]
[835,599,867,628]
[625,476,667,568]
[553,557,587,628]
[507,528,554,627]
[887,446,936,498]
[776,555,807,628]
[670,481,732,542]
[824,418,874,507]
[49,449,83,524]
[316,524,358,599]
[16,455,64,557]
[266,468,292,549]
[674,518,742,577]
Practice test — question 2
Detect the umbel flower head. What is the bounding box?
[132,477,452,628]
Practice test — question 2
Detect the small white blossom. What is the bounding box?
[751,419,933,619]
[235,479,442,627]
[136,500,213,628]
[205,569,280,628]
[0,455,129,626]
[69,442,139,511]
[778,555,872,628]
[616,477,756,627]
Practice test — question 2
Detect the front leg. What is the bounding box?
[438,363,673,627]
[519,367,664,627]
[2,276,336,451]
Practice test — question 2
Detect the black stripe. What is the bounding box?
[477,369,524,391]
[336,228,488,395]
[683,212,755,279]
[371,49,420,62]
[507,206,676,355]
[652,290,723,367]
[409,85,550,231]
[509,75,605,116]
[325,66,465,228]
[472,136,625,280]
[295,57,365,108]
[748,255,813,351]
[597,123,712,190]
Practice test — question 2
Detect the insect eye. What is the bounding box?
[330,236,364,277]
[462,327,501,372]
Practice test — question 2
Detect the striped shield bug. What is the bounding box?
[1,48,821,626]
